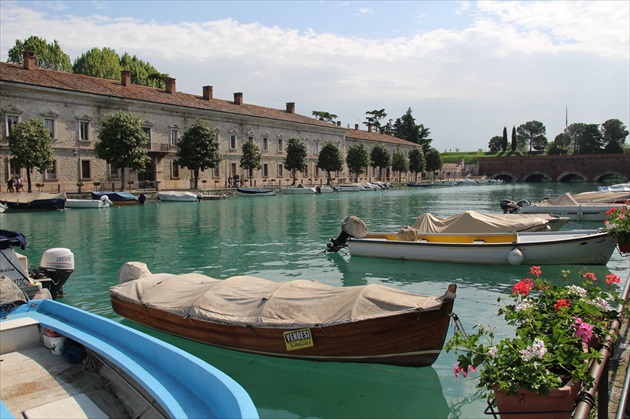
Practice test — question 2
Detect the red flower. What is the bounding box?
[529,266,542,276]
[512,278,534,295]
[606,207,617,216]
[606,274,621,285]
[554,299,571,312]
[582,272,597,281]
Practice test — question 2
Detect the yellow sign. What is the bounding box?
[284,328,314,351]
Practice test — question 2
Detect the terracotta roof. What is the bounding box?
[345,128,418,147]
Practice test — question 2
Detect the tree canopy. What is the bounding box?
[94,112,151,191]
[284,137,308,184]
[8,118,55,192]
[119,53,166,88]
[488,136,503,154]
[317,141,344,185]
[73,47,122,80]
[364,109,387,133]
[517,120,547,152]
[176,119,222,189]
[601,119,629,153]
[311,111,338,124]
[346,142,370,182]
[240,140,262,183]
[424,148,443,179]
[502,127,508,152]
[369,144,391,181]
[7,36,72,72]
[408,147,426,182]
[391,149,409,182]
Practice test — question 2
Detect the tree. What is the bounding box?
[577,124,605,154]
[369,144,391,181]
[502,127,508,152]
[391,149,409,182]
[7,36,72,72]
[119,53,165,88]
[546,133,569,155]
[364,109,387,133]
[240,140,262,184]
[408,147,426,182]
[94,112,150,191]
[511,126,517,152]
[393,108,420,144]
[317,141,344,185]
[424,148,443,180]
[517,121,547,152]
[176,119,222,189]
[7,118,55,192]
[311,111,338,124]
[73,47,121,80]
[345,142,370,182]
[488,136,503,154]
[284,137,308,185]
[601,119,628,153]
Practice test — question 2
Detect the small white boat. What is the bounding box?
[459,178,479,186]
[0,202,6,213]
[326,216,617,265]
[359,182,378,191]
[335,184,364,192]
[66,196,111,209]
[157,191,201,202]
[0,278,258,419]
[597,183,630,192]
[280,184,317,194]
[237,187,276,196]
[315,185,336,193]
[431,181,460,187]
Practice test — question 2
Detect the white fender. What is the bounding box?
[508,248,524,265]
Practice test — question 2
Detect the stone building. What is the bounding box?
[1,52,417,192]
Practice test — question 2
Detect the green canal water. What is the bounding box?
[1,182,628,418]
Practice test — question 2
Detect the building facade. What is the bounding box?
[1,53,417,193]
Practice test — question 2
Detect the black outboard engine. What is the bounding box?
[326,216,368,253]
[37,248,74,298]
[138,194,147,205]
[500,199,515,213]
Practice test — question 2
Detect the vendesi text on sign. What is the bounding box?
[283,328,314,351]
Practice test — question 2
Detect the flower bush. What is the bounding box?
[445,266,622,397]
[603,204,630,242]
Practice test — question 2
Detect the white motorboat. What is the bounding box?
[66,196,111,209]
[326,216,616,265]
[157,191,201,202]
[237,187,276,196]
[335,184,364,192]
[459,178,479,186]
[315,185,336,193]
[597,183,630,192]
[359,182,378,191]
[0,279,257,419]
[280,184,317,194]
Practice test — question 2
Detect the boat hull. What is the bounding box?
[514,203,626,221]
[347,231,616,265]
[280,187,317,194]
[237,187,276,196]
[0,193,66,210]
[110,295,454,367]
[65,199,108,209]
[157,191,200,202]
[91,192,139,205]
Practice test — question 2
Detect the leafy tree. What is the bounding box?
[119,53,165,88]
[502,127,508,152]
[311,111,338,124]
[391,149,409,182]
[488,136,503,154]
[7,118,55,192]
[73,47,121,80]
[240,140,262,184]
[601,119,628,153]
[424,147,443,180]
[364,109,387,133]
[555,132,572,148]
[393,108,420,144]
[94,112,151,191]
[546,134,569,156]
[317,141,344,185]
[7,36,72,72]
[517,121,547,152]
[369,144,391,181]
[408,147,425,182]
[345,142,370,182]
[176,119,222,189]
[284,137,308,185]
[417,124,433,153]
[511,126,517,152]
[577,124,605,154]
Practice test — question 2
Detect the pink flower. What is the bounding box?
[606,274,621,285]
[573,318,594,343]
[512,278,534,296]
[582,272,597,281]
[529,266,542,276]
[453,363,476,378]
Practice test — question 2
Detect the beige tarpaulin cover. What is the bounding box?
[0,192,66,204]
[110,263,451,328]
[410,210,550,234]
[566,191,629,204]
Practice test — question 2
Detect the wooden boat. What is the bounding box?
[65,197,111,209]
[91,191,142,205]
[157,191,201,202]
[0,278,257,419]
[280,184,317,194]
[0,192,65,210]
[237,187,276,196]
[110,262,457,367]
[501,192,629,221]
[326,215,617,265]
[1,229,74,299]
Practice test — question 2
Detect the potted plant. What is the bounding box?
[603,204,630,253]
[446,266,622,418]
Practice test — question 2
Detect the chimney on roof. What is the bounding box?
[203,86,213,100]
[23,51,36,70]
[165,77,176,94]
[234,92,243,105]
[286,102,295,114]
[368,124,372,132]
[337,121,341,126]
[121,70,131,86]
[355,124,359,130]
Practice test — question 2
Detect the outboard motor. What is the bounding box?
[500,199,515,213]
[37,248,74,298]
[326,216,368,253]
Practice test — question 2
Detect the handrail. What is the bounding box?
[573,272,630,419]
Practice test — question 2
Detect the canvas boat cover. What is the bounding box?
[111,263,452,328]
[410,210,551,234]
[0,192,66,204]
[568,191,630,204]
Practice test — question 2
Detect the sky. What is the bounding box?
[1,1,628,152]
